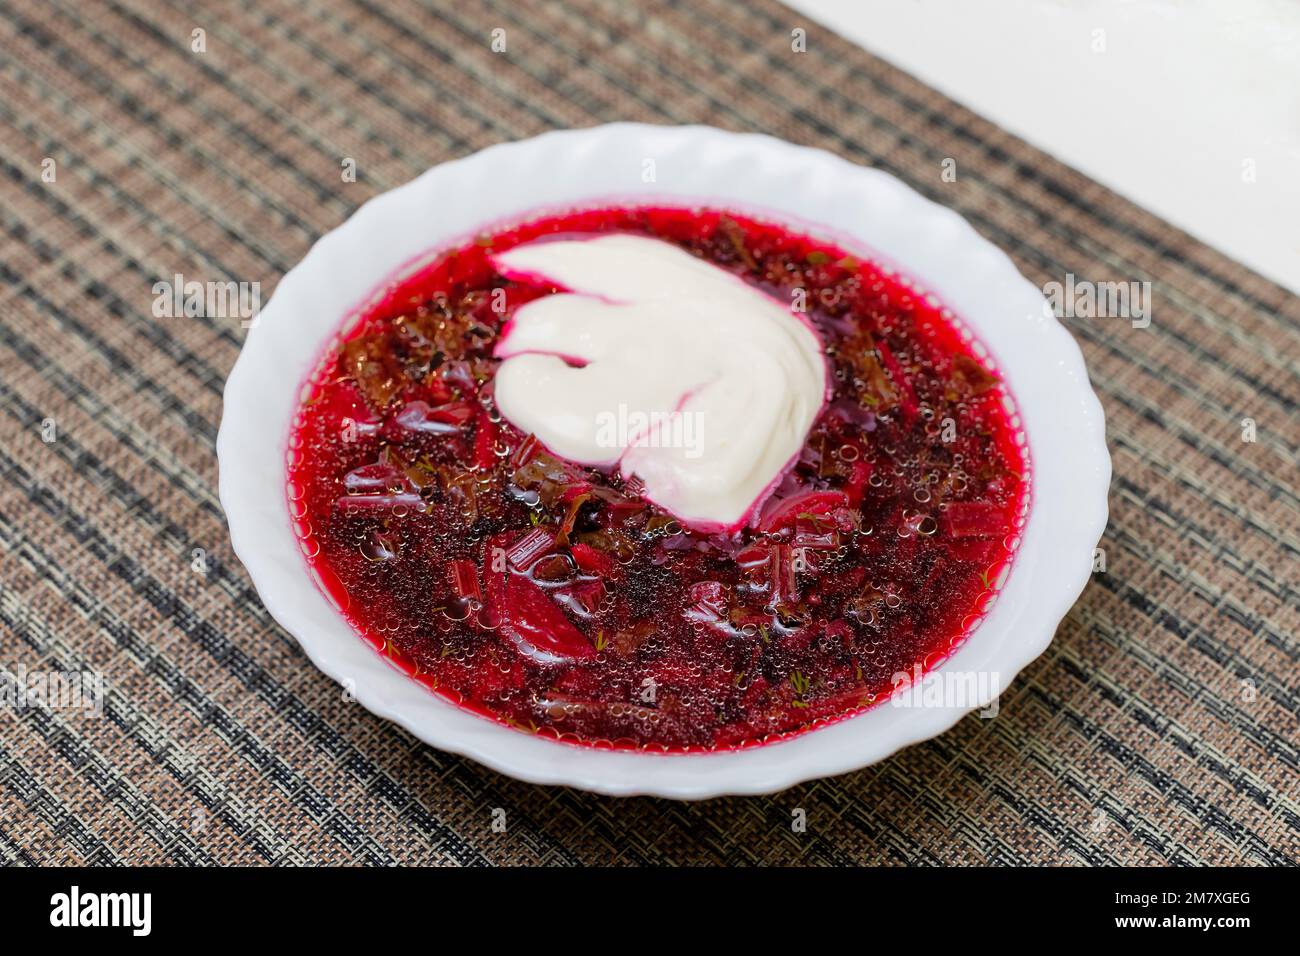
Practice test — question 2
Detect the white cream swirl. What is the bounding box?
[492,234,826,530]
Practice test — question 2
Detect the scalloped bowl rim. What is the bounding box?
[218,123,1110,799]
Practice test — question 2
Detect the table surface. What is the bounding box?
[791,0,1300,295]
[0,0,1296,865]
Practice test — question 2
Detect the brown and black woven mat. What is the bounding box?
[0,0,1296,866]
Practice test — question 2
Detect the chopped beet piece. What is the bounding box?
[571,542,617,576]
[393,400,476,434]
[448,559,481,602]
[874,339,919,421]
[511,433,541,468]
[343,459,407,495]
[505,527,555,571]
[844,459,873,507]
[472,408,498,471]
[553,578,605,618]
[767,544,800,608]
[757,489,851,534]
[487,569,595,663]
[684,580,731,635]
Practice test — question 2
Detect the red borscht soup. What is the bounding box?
[287,207,1030,750]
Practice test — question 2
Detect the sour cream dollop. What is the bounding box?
[491,234,827,531]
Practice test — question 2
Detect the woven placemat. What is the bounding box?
[1,0,1296,866]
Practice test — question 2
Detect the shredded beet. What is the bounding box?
[288,206,1029,750]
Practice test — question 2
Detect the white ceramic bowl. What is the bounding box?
[218,123,1110,799]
